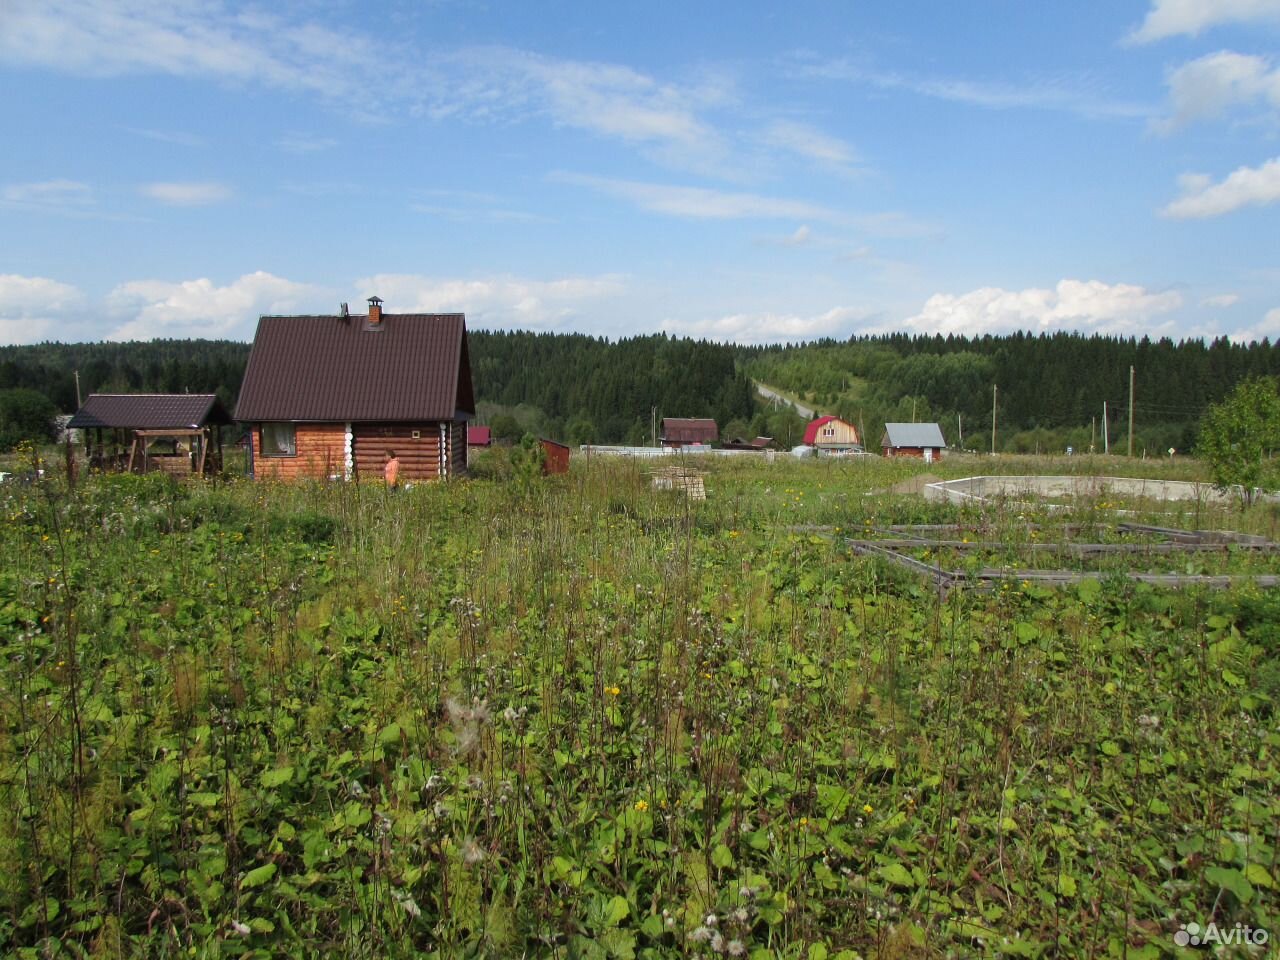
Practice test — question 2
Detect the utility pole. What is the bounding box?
[1103,401,1109,454]
[957,413,963,450]
[74,370,82,409]
[911,397,917,422]
[1127,365,1135,458]
[1090,415,1096,453]
[991,384,998,455]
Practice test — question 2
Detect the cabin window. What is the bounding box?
[261,422,296,457]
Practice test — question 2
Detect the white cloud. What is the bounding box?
[1215,306,1280,343]
[2,179,93,211]
[2,0,387,109]
[1154,51,1280,132]
[1201,293,1240,307]
[0,274,86,344]
[662,306,871,344]
[140,182,233,206]
[105,271,323,340]
[354,273,627,330]
[556,173,836,221]
[1162,157,1280,217]
[760,120,859,172]
[894,279,1184,337]
[1130,0,1280,43]
[275,133,338,154]
[2,3,732,171]
[125,127,206,147]
[794,56,1151,120]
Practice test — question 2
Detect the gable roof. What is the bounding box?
[467,426,491,446]
[802,414,862,445]
[234,313,475,422]
[882,422,946,448]
[661,418,718,443]
[67,394,231,430]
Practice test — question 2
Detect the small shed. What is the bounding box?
[67,394,232,476]
[661,418,718,448]
[882,422,947,462]
[540,438,570,475]
[804,415,862,452]
[467,425,492,448]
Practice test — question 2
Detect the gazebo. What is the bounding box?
[67,394,233,476]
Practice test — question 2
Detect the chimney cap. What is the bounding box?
[367,295,383,306]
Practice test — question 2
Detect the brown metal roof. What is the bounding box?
[67,394,232,430]
[661,418,718,443]
[234,313,475,422]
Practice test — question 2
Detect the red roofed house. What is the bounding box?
[235,297,474,481]
[803,415,862,453]
[660,417,718,449]
[467,425,492,449]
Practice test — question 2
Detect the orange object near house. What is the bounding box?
[384,451,401,488]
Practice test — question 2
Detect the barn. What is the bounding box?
[660,417,718,448]
[235,298,474,481]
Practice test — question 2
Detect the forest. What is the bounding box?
[2,329,1278,452]
[740,332,1280,455]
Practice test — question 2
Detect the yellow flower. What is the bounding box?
[799,817,809,827]
[634,799,649,812]
[862,804,874,815]
[605,685,621,697]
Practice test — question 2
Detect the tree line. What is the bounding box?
[741,332,1280,455]
[2,329,1277,454]
[0,332,758,448]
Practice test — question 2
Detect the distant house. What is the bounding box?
[721,436,773,451]
[540,438,571,475]
[881,422,947,462]
[803,415,862,453]
[467,425,492,449]
[235,298,474,481]
[67,393,232,476]
[661,418,718,448]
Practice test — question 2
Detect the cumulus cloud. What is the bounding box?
[1154,51,1280,132]
[1162,157,1280,217]
[105,271,322,340]
[662,306,872,344]
[140,182,233,206]
[0,274,86,344]
[1215,306,1280,343]
[354,273,626,330]
[1129,0,1280,43]
[893,279,1184,337]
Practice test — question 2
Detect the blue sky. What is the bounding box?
[3,0,1280,345]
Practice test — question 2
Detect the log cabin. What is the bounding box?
[234,298,474,482]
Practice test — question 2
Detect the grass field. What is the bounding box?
[0,452,1277,958]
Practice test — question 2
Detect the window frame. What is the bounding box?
[260,422,297,458]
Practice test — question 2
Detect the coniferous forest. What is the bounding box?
[1,329,1277,452]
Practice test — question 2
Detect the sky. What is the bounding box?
[3,0,1280,346]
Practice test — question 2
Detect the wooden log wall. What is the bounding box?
[353,423,442,481]
[252,424,347,480]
